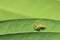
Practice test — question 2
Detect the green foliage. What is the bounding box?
[0,19,60,40]
[0,0,60,40]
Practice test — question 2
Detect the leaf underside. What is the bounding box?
[0,19,60,40]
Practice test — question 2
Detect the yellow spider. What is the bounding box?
[33,23,45,31]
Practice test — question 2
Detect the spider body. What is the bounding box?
[33,23,45,31]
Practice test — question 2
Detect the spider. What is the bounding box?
[33,23,45,31]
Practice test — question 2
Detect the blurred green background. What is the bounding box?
[0,0,60,21]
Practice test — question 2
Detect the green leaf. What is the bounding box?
[0,19,60,35]
[0,19,60,40]
[0,32,60,40]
